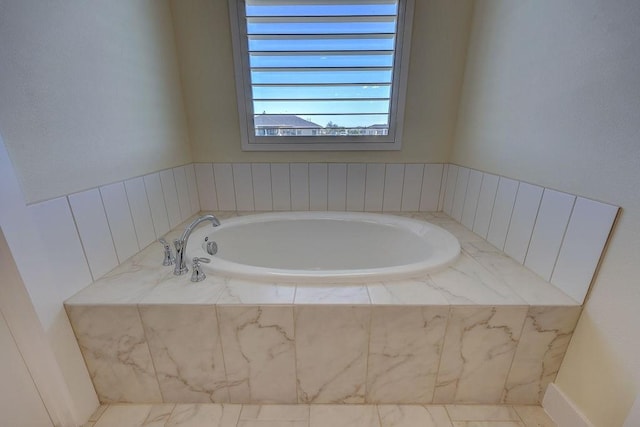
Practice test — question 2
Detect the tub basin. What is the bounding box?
[187,212,460,283]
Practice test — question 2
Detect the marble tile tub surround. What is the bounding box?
[65,212,581,406]
[68,302,579,405]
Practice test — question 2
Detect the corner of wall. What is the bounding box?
[167,0,195,164]
[445,0,477,165]
[0,135,98,426]
[543,383,595,427]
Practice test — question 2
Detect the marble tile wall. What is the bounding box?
[66,303,580,406]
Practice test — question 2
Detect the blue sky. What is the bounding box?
[246,2,398,129]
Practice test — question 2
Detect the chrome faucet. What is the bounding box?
[173,214,220,275]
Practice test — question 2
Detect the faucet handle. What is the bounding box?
[158,238,174,266]
[190,257,210,282]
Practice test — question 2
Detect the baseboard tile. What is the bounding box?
[543,383,594,427]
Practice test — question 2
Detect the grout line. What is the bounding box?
[375,402,384,427]
[157,171,173,232]
[288,162,293,211]
[443,401,454,422]
[445,165,459,215]
[193,164,204,214]
[229,163,238,211]
[513,405,527,424]
[456,168,471,221]
[88,402,546,425]
[211,163,221,211]
[135,305,165,403]
[98,187,121,264]
[359,164,367,212]
[363,163,370,212]
[0,308,55,426]
[521,188,545,266]
[286,163,292,210]
[499,181,520,251]
[171,168,185,222]
[417,163,426,212]
[65,195,95,282]
[324,163,328,211]
[180,172,197,218]
[343,164,348,211]
[431,305,452,404]
[174,168,187,220]
[345,164,351,211]
[396,164,406,212]
[462,172,484,232]
[548,196,578,283]
[469,171,484,231]
[268,164,275,211]
[484,175,501,240]
[141,175,160,239]
[213,305,233,404]
[380,163,387,212]
[437,163,447,212]
[269,163,276,211]
[305,163,310,211]
[250,164,258,211]
[184,164,198,215]
[122,181,142,252]
[292,305,301,404]
[363,305,373,404]
[500,307,530,406]
[89,404,109,426]
[501,181,528,256]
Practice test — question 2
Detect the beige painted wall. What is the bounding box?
[170,0,474,163]
[0,0,192,204]
[451,1,640,425]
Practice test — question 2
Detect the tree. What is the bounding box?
[325,121,340,129]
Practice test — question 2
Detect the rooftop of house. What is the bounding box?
[254,114,322,129]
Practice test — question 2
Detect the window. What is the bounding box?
[229,0,414,151]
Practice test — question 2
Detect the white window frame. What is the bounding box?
[229,0,414,151]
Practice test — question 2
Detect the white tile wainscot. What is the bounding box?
[28,162,616,309]
[65,212,582,406]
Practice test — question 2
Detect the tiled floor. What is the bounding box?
[83,404,556,427]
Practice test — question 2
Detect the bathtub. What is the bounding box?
[187,212,460,283]
[67,211,581,406]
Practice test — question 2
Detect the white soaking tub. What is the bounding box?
[186,212,460,283]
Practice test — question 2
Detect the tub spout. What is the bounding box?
[174,214,220,275]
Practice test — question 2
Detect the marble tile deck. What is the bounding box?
[84,404,556,427]
[66,212,579,307]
